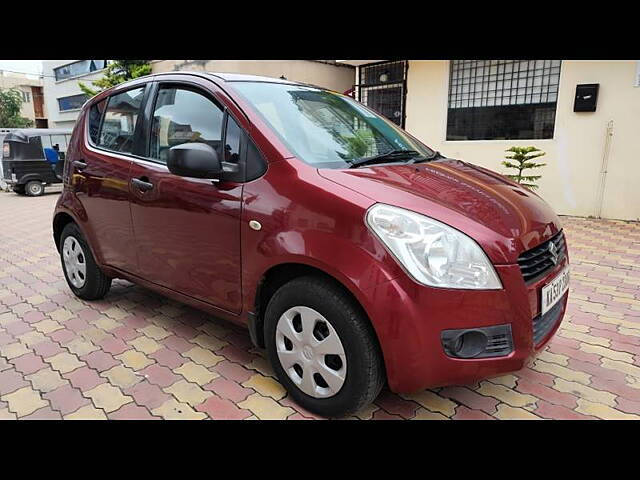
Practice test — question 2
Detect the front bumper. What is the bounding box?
[363,258,569,393]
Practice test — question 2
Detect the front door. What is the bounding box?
[129,82,243,313]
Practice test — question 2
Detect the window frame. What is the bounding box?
[141,80,264,183]
[84,78,266,183]
[445,60,562,142]
[86,83,151,158]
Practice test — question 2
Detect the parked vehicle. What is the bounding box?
[2,128,72,196]
[52,72,569,417]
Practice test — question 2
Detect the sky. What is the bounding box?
[0,60,43,76]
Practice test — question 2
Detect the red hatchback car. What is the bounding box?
[53,72,569,417]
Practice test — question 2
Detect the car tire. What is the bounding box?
[59,222,112,300]
[264,275,385,418]
[25,180,44,196]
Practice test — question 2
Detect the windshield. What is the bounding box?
[231,82,434,168]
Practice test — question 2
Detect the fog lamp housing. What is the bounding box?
[441,324,513,359]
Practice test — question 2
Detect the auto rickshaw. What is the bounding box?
[1,128,72,196]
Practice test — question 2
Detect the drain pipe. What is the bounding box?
[594,120,614,219]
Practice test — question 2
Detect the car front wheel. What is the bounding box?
[264,276,385,418]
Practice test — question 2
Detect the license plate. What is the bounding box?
[541,266,570,315]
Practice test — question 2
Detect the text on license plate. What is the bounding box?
[541,266,570,315]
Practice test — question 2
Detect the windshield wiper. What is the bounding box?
[406,150,444,164]
[347,150,423,168]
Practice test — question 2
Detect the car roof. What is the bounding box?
[153,71,325,89]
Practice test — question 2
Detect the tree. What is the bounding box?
[0,88,33,128]
[78,60,152,97]
[501,146,547,190]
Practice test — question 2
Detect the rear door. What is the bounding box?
[128,77,243,313]
[71,84,149,272]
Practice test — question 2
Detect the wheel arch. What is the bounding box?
[251,262,378,351]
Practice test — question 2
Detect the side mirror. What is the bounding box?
[167,143,222,179]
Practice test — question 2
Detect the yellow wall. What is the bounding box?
[404,60,640,221]
[152,60,355,93]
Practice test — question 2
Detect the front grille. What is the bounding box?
[532,294,566,345]
[517,231,566,283]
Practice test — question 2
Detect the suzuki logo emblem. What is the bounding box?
[548,242,558,265]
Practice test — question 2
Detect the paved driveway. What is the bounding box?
[1,189,639,420]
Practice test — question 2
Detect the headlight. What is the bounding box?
[366,204,502,290]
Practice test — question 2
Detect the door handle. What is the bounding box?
[73,160,87,169]
[132,177,154,192]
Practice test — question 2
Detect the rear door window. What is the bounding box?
[98,87,145,154]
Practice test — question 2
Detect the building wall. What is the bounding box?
[0,71,45,122]
[152,60,355,93]
[404,60,640,221]
[42,60,107,129]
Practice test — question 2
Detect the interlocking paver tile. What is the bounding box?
[164,379,213,407]
[0,342,30,360]
[211,360,254,383]
[196,395,252,420]
[182,346,223,368]
[125,381,173,409]
[139,364,181,388]
[44,384,91,415]
[175,362,218,386]
[1,386,48,417]
[190,333,228,352]
[576,399,640,420]
[152,398,207,420]
[84,383,133,413]
[26,367,68,393]
[139,324,171,341]
[116,350,153,371]
[130,335,162,355]
[238,393,294,420]
[63,366,106,391]
[494,404,541,420]
[204,377,253,403]
[242,373,287,401]
[21,406,63,420]
[0,369,29,395]
[45,351,84,374]
[149,347,187,369]
[400,390,458,417]
[63,337,99,357]
[64,405,107,420]
[102,365,142,389]
[17,330,48,348]
[98,337,130,356]
[108,403,159,420]
[162,335,193,353]
[10,352,47,375]
[82,350,119,372]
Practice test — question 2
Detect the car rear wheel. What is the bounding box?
[25,180,44,196]
[60,223,112,300]
[264,276,385,418]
